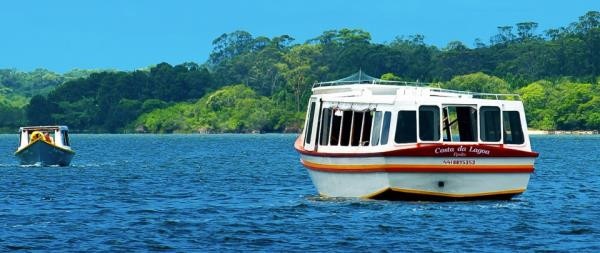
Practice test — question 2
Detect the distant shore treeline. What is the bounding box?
[0,10,598,133]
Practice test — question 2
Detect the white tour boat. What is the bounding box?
[294,71,539,200]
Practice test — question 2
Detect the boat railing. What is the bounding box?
[429,88,521,101]
[313,79,427,88]
[313,80,521,101]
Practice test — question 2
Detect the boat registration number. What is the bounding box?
[442,159,476,165]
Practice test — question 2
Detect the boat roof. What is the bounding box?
[312,71,520,101]
[19,126,69,132]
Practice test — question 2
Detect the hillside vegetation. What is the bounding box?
[1,11,598,133]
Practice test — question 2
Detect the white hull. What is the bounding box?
[300,153,535,199]
[307,170,530,199]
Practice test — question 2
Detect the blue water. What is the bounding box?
[0,134,599,251]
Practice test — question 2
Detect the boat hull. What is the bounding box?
[300,153,535,200]
[15,140,74,166]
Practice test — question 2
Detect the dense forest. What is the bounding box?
[1,10,598,133]
[0,68,100,131]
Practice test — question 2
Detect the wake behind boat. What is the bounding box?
[294,71,539,200]
[15,126,75,166]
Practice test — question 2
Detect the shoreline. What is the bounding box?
[529,129,599,135]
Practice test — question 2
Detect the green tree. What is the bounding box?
[380,73,403,81]
[443,72,511,94]
[519,80,556,130]
[26,95,55,125]
[277,44,322,112]
[0,103,26,130]
[134,84,287,133]
[209,31,255,65]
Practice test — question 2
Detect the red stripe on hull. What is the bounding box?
[301,160,535,173]
[294,135,539,158]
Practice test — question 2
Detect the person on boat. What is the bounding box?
[44,132,54,143]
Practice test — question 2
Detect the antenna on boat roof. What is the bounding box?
[358,68,363,83]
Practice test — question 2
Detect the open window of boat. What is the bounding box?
[315,109,394,147]
[441,105,477,142]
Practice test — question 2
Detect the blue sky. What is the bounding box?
[0,0,596,73]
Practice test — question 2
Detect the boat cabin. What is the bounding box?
[18,126,72,149]
[302,75,532,154]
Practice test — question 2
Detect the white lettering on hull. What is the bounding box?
[435,145,491,157]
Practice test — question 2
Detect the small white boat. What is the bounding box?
[294,71,539,200]
[15,126,75,166]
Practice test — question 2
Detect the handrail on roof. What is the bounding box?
[313,79,427,88]
[312,71,521,101]
[312,80,520,101]
[429,88,521,101]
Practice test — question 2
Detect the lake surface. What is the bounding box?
[0,134,599,251]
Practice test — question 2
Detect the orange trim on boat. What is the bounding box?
[14,138,75,155]
[301,160,534,173]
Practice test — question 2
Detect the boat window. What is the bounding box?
[319,108,332,145]
[503,111,525,144]
[380,112,392,145]
[340,111,353,146]
[395,111,417,143]
[321,109,377,147]
[304,102,316,144]
[419,106,441,141]
[371,111,383,146]
[330,109,342,145]
[361,111,373,146]
[49,131,55,143]
[480,106,501,142]
[351,111,364,146]
[63,131,70,146]
[442,106,477,142]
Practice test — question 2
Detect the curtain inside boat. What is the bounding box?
[321,101,376,111]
